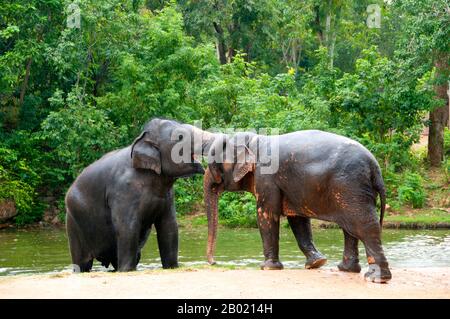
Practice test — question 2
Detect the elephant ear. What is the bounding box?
[232,145,255,183]
[131,132,161,174]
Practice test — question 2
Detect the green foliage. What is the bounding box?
[330,47,430,169]
[174,177,203,215]
[95,5,218,139]
[443,158,450,184]
[0,146,42,225]
[397,172,426,209]
[0,0,448,226]
[40,88,125,180]
[444,128,450,156]
[218,193,257,227]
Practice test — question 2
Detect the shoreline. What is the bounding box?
[0,267,448,299]
[1,223,450,231]
[2,210,450,231]
[317,221,450,229]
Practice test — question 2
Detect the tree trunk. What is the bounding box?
[428,56,449,166]
[329,32,336,69]
[325,7,331,44]
[325,0,337,68]
[314,5,323,45]
[93,60,109,98]
[227,47,236,62]
[19,57,32,106]
[213,22,227,65]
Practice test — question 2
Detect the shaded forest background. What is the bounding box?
[0,0,449,226]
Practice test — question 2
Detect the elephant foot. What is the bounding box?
[72,259,93,273]
[260,259,284,270]
[338,257,361,273]
[118,266,137,272]
[305,252,327,269]
[364,264,392,284]
[162,262,179,269]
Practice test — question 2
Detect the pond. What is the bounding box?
[0,226,449,276]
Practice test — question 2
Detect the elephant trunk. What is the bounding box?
[182,124,217,156]
[204,168,223,265]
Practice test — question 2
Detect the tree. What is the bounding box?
[180,0,277,66]
[393,0,450,166]
[267,0,315,73]
[0,0,65,130]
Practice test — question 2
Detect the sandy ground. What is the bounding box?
[0,267,449,299]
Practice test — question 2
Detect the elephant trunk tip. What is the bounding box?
[207,256,217,266]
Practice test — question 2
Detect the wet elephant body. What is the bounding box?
[66,119,204,272]
[274,131,384,224]
[205,129,391,283]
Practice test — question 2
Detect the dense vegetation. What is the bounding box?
[0,0,449,226]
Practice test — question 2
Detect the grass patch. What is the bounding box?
[178,213,257,228]
[385,208,450,225]
[179,208,450,230]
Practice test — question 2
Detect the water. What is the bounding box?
[0,226,448,276]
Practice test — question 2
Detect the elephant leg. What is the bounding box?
[110,256,118,271]
[361,230,391,283]
[136,251,142,265]
[116,231,140,272]
[67,214,93,273]
[337,229,361,273]
[287,216,327,269]
[256,186,283,270]
[344,210,391,283]
[155,206,179,269]
[113,215,140,272]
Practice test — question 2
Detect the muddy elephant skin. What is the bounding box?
[205,130,391,283]
[65,118,204,272]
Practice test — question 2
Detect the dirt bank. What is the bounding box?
[0,267,448,299]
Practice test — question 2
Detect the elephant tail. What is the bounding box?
[378,184,386,228]
[372,165,386,229]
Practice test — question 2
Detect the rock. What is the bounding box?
[43,213,54,223]
[0,199,17,223]
[43,205,60,223]
[51,216,61,225]
[42,196,56,203]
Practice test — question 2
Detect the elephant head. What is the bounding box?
[131,118,206,178]
[204,132,257,264]
[181,123,217,157]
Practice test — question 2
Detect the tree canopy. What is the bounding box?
[0,0,449,224]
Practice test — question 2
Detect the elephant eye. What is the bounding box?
[178,134,183,141]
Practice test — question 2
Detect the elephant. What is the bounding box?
[202,131,327,271]
[203,130,392,283]
[65,118,210,272]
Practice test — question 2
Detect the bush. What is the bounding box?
[218,192,257,227]
[444,127,450,156]
[174,177,204,215]
[40,88,126,181]
[443,158,450,183]
[397,172,426,208]
[0,147,43,225]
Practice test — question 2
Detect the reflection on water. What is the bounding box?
[0,226,448,276]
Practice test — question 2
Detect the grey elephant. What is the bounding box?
[65,118,211,272]
[203,130,391,283]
